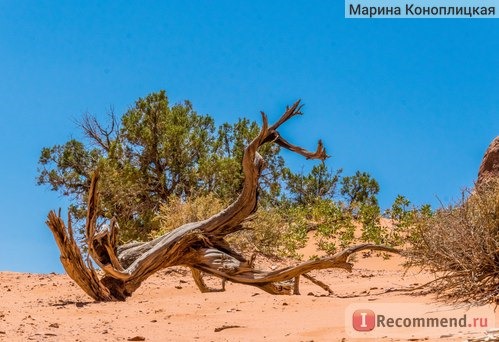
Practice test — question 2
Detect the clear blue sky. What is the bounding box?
[0,1,497,273]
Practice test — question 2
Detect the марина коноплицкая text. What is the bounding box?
[345,1,497,18]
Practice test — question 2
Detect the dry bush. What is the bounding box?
[155,195,308,258]
[406,180,499,304]
[155,194,403,260]
[227,207,308,258]
[155,194,226,236]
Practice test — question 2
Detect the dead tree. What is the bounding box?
[46,101,398,301]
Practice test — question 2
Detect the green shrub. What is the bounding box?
[310,200,356,254]
[383,195,432,246]
[234,206,309,258]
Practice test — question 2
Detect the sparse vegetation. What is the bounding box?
[40,90,498,305]
[406,180,499,304]
[38,90,395,258]
[155,193,226,237]
[38,91,284,241]
[45,100,399,301]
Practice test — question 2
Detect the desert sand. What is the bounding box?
[1,251,497,342]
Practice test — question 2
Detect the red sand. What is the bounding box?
[1,253,497,341]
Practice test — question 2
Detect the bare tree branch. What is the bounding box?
[79,110,118,152]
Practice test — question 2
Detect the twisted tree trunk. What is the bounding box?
[46,101,398,301]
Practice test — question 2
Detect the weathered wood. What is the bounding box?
[190,267,226,293]
[46,211,115,301]
[189,244,398,295]
[302,273,334,295]
[46,100,399,301]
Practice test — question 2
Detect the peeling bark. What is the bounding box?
[46,100,399,301]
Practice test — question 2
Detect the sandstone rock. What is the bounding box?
[477,136,499,186]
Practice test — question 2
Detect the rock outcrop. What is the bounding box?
[477,136,499,186]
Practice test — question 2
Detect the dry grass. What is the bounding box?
[156,194,227,235]
[406,180,499,304]
[155,195,307,258]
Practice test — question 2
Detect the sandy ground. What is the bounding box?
[1,252,497,342]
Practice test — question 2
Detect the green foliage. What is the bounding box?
[383,195,432,246]
[119,92,216,200]
[389,195,411,221]
[284,163,342,205]
[340,171,380,211]
[37,90,283,242]
[211,118,285,205]
[155,194,307,258]
[238,206,309,258]
[262,198,357,256]
[359,203,385,244]
[310,199,356,254]
[39,89,424,261]
[38,140,99,196]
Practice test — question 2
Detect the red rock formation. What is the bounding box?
[477,136,499,186]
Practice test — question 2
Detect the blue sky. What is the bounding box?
[0,1,497,273]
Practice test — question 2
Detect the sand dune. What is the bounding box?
[1,253,497,341]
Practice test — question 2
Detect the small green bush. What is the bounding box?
[232,206,309,258]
